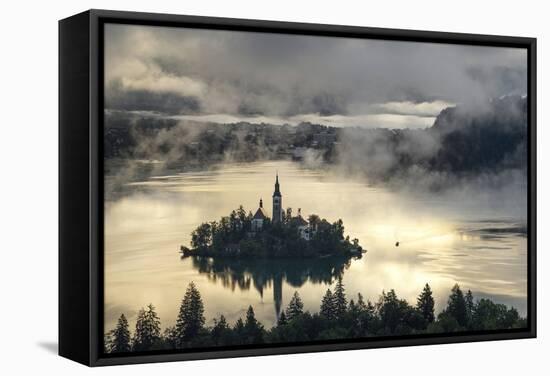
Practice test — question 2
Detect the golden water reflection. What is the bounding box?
[104,160,527,331]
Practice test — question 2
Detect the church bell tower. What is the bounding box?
[272,173,282,223]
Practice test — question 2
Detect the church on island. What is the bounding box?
[183,170,361,317]
[181,172,364,260]
[251,174,314,241]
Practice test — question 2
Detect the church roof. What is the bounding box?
[291,215,308,226]
[253,207,268,220]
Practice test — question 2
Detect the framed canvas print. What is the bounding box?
[59,9,537,366]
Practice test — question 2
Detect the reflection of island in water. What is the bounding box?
[189,255,354,318]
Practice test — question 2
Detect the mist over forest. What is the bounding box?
[104,95,527,193]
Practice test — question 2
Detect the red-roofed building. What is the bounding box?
[251,199,268,231]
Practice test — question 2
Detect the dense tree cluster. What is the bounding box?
[105,281,526,354]
[181,206,362,259]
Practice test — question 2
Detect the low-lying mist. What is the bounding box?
[104,95,527,205]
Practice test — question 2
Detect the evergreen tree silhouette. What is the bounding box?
[211,315,231,345]
[233,318,246,345]
[377,289,411,334]
[277,311,288,326]
[334,276,347,318]
[445,284,468,327]
[285,291,304,320]
[320,289,336,320]
[175,282,206,345]
[356,293,367,312]
[417,283,435,324]
[132,304,161,351]
[244,306,265,343]
[110,314,131,353]
[348,299,357,313]
[162,326,178,349]
[465,289,475,325]
[103,282,526,351]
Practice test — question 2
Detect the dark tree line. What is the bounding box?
[105,280,526,354]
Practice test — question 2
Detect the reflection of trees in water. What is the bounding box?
[190,256,353,317]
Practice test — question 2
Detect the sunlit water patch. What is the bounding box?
[104,160,527,331]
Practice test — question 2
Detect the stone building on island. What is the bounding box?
[291,208,312,241]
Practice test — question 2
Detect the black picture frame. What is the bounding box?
[59,9,537,367]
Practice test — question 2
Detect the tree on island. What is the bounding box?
[284,208,293,224]
[190,223,212,250]
[308,214,321,231]
[175,282,206,345]
[132,304,161,351]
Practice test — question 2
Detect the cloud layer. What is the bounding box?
[105,23,527,128]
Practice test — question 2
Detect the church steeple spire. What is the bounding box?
[273,172,281,197]
[272,173,282,223]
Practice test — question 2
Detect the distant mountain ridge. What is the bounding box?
[428,95,527,173]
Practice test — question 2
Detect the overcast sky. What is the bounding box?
[104,23,527,129]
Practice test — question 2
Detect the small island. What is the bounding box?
[181,174,365,259]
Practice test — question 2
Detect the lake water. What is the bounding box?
[104,160,527,332]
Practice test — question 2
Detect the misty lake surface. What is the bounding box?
[104,160,527,331]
